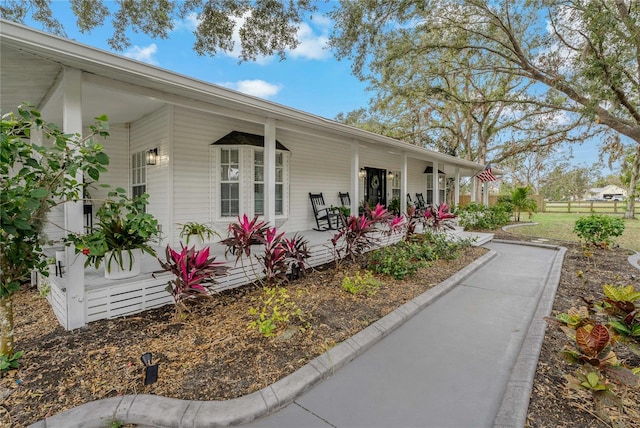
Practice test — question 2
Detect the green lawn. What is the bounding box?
[506,212,640,252]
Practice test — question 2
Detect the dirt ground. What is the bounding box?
[2,230,639,428]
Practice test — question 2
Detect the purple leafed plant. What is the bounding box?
[282,234,311,280]
[258,227,288,285]
[331,203,391,263]
[221,214,269,263]
[258,229,311,285]
[158,244,229,312]
[424,203,458,232]
[405,206,420,241]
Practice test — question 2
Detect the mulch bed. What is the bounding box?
[1,246,487,427]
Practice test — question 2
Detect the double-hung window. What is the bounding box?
[213,131,288,220]
[254,150,284,216]
[131,151,146,199]
[220,148,240,217]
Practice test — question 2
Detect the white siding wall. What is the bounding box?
[278,129,351,232]
[171,106,263,243]
[91,123,129,203]
[130,106,170,245]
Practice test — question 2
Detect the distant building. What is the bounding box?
[584,185,627,200]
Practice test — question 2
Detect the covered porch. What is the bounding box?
[39,227,493,330]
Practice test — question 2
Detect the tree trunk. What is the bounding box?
[624,144,640,219]
[0,296,14,355]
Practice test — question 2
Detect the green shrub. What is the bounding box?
[367,244,424,279]
[248,286,305,337]
[0,350,23,375]
[414,231,474,260]
[457,202,511,230]
[342,270,382,295]
[573,215,625,248]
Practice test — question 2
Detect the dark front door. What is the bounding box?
[364,167,387,208]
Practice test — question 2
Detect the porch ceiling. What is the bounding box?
[1,45,164,126]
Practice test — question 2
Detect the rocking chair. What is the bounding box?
[309,193,341,231]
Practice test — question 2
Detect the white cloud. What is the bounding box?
[218,79,282,99]
[172,12,200,32]
[288,22,330,60]
[123,44,159,65]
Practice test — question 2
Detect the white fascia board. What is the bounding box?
[1,19,486,173]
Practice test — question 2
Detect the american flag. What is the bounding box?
[476,163,497,182]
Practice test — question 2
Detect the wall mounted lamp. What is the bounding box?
[387,171,394,180]
[146,148,158,166]
[358,168,366,179]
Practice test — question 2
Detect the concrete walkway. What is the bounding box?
[242,241,562,428]
[31,241,564,428]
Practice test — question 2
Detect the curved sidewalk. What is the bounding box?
[31,241,564,428]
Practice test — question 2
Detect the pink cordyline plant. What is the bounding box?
[158,244,229,312]
[424,203,458,232]
[259,227,288,285]
[221,214,269,263]
[331,203,395,263]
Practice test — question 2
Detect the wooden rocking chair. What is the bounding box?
[309,193,341,231]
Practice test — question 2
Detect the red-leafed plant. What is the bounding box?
[221,214,269,263]
[282,234,311,280]
[405,206,421,241]
[258,229,311,285]
[158,244,229,313]
[424,203,457,232]
[331,203,392,263]
[258,227,288,285]
[222,216,310,285]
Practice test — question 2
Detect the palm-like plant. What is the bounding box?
[507,186,537,222]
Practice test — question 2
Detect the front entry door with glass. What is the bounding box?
[364,167,387,208]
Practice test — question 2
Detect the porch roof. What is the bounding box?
[1,19,486,176]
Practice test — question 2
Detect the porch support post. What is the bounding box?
[471,178,477,203]
[454,168,460,206]
[350,142,360,216]
[264,118,276,226]
[483,182,489,206]
[400,153,408,216]
[433,160,440,205]
[62,68,86,330]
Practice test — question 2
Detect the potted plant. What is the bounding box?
[178,222,219,248]
[68,188,160,279]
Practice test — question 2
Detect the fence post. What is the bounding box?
[567,201,571,213]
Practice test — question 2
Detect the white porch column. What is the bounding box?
[432,160,440,205]
[454,167,460,206]
[264,118,276,226]
[62,68,86,330]
[400,153,408,216]
[471,178,477,203]
[350,142,360,216]
[483,182,490,206]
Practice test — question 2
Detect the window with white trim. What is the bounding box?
[254,150,284,216]
[220,148,240,217]
[390,171,401,201]
[131,151,146,199]
[213,131,289,219]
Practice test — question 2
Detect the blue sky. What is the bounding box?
[23,1,620,174]
[31,1,369,120]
